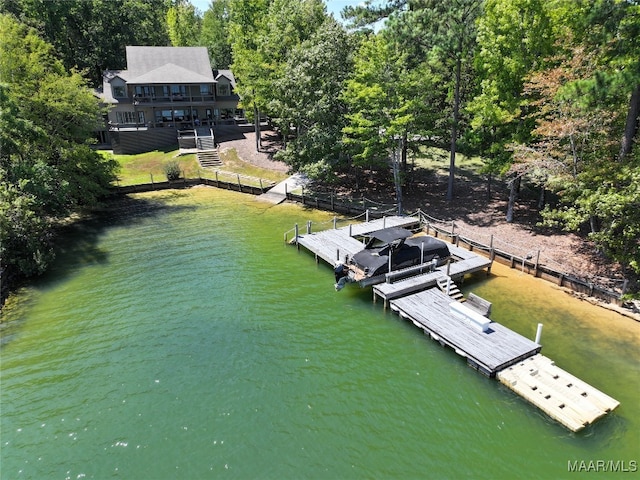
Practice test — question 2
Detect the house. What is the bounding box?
[97,46,243,154]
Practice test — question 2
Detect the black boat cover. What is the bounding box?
[351,228,451,278]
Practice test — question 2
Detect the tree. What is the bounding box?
[341,31,431,205]
[526,0,640,285]
[229,0,328,152]
[228,0,272,151]
[469,0,554,221]
[167,0,201,46]
[1,0,171,86]
[0,15,117,278]
[200,0,233,68]
[271,19,354,180]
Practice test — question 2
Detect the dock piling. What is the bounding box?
[535,323,543,345]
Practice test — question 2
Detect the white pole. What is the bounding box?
[535,323,543,344]
[446,277,451,295]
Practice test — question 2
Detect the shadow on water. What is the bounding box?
[0,192,197,347]
[38,193,198,290]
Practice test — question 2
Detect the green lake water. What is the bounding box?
[1,187,638,479]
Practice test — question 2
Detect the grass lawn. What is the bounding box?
[411,146,486,180]
[100,148,287,187]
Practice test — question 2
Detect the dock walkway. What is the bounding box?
[390,288,541,376]
[293,215,421,265]
[374,243,492,307]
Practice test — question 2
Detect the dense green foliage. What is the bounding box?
[0,0,172,87]
[0,14,117,278]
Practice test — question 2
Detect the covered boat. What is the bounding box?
[346,227,450,286]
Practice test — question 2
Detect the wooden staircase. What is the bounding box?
[195,128,222,168]
[436,276,464,301]
[197,149,222,168]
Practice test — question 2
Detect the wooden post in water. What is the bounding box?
[534,323,543,344]
[488,235,494,274]
[294,223,299,250]
[259,179,263,191]
[333,217,337,229]
[306,220,312,234]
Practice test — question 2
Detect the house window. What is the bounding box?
[217,83,230,97]
[134,85,152,98]
[171,85,187,98]
[112,85,126,98]
[116,111,145,124]
[200,84,211,95]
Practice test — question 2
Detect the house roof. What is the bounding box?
[128,63,215,85]
[214,69,237,89]
[125,46,215,83]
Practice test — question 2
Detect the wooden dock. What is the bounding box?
[293,215,421,265]
[497,354,620,431]
[390,288,541,376]
[373,242,492,307]
[287,216,619,432]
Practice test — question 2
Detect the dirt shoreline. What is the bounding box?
[219,129,639,320]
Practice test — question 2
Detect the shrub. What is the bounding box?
[164,160,181,181]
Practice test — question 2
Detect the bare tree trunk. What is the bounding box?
[401,131,408,173]
[253,102,261,152]
[446,54,462,202]
[506,176,520,223]
[538,186,546,210]
[619,83,640,161]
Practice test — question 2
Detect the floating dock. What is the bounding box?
[288,215,619,432]
[497,354,620,431]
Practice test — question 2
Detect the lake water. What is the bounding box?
[1,187,638,479]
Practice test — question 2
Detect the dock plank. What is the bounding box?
[391,289,540,376]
